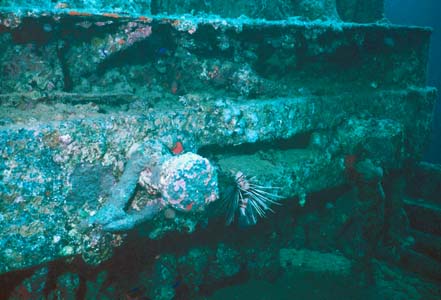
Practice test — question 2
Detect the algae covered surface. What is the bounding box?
[0,1,440,299]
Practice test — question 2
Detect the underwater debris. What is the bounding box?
[222,171,282,226]
[87,141,219,232]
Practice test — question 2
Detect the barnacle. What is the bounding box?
[222,171,282,226]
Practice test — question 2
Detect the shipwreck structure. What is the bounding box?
[0,1,439,299]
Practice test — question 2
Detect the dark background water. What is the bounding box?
[385,0,441,163]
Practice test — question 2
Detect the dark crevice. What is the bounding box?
[198,266,249,297]
[198,131,313,157]
[186,24,235,58]
[57,40,73,92]
[0,267,36,299]
[59,17,121,43]
[96,23,176,74]
[11,17,55,45]
[327,44,362,68]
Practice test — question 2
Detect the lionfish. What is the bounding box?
[222,171,282,226]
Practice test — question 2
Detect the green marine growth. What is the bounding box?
[87,141,219,232]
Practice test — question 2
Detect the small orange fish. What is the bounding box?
[185,202,194,211]
[102,13,120,19]
[172,141,184,155]
[68,11,92,17]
